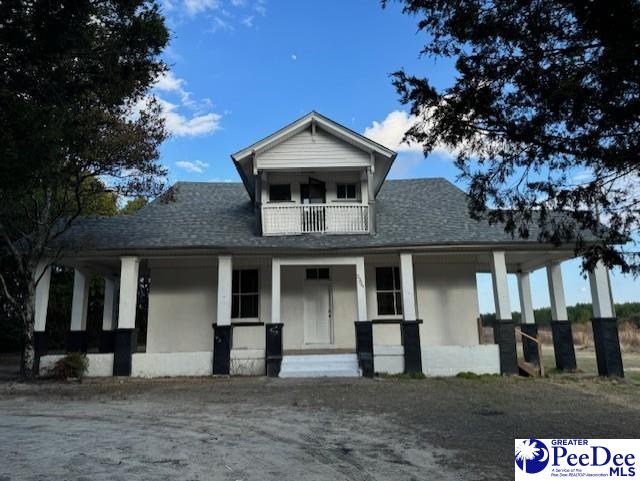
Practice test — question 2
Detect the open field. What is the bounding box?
[1,374,639,481]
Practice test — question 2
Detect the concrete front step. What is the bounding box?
[279,354,361,378]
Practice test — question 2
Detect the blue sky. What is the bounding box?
[152,0,639,313]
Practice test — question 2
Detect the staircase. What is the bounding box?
[515,327,545,377]
[517,359,540,377]
[279,354,361,378]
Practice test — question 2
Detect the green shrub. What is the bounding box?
[48,353,89,380]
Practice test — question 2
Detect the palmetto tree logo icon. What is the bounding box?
[515,439,550,474]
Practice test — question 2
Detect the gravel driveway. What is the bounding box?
[1,376,639,481]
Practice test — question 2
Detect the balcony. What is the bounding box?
[261,204,370,236]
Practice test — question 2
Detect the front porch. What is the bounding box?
[33,249,624,379]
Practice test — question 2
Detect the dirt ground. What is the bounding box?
[0,375,639,481]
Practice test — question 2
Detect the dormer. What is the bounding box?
[231,112,397,236]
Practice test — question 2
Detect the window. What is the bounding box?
[306,268,330,280]
[232,269,259,319]
[269,184,291,202]
[375,267,403,316]
[336,183,358,200]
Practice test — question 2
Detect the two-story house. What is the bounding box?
[34,112,624,378]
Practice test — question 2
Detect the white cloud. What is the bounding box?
[184,0,220,15]
[166,0,267,29]
[363,110,458,158]
[254,0,266,16]
[211,16,234,32]
[147,70,224,136]
[154,70,186,94]
[158,98,222,137]
[291,54,297,61]
[363,110,422,153]
[176,160,210,173]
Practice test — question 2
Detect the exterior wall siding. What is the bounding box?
[257,129,370,169]
[145,256,482,355]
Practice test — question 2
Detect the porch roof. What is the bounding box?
[56,178,597,254]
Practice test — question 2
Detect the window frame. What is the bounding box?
[231,268,260,321]
[375,266,403,317]
[336,183,358,200]
[268,184,292,203]
[305,267,331,281]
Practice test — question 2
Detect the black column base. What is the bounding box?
[355,321,374,378]
[493,319,518,375]
[592,318,624,377]
[212,325,232,375]
[551,320,577,371]
[519,324,540,366]
[265,323,283,377]
[401,320,423,374]
[99,330,115,353]
[67,330,88,353]
[113,328,137,376]
[34,331,47,375]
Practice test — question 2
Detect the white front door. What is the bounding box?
[303,281,332,345]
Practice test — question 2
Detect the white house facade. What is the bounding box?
[34,112,624,378]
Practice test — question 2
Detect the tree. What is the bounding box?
[120,197,149,216]
[385,0,640,274]
[0,0,169,377]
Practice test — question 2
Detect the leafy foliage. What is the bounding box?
[0,0,169,376]
[386,0,640,273]
[480,302,640,327]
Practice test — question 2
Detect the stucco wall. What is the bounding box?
[145,256,481,355]
[414,262,481,346]
[146,259,217,353]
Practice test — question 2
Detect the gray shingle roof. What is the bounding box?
[58,178,577,253]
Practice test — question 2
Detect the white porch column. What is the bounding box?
[399,253,416,320]
[489,251,517,374]
[490,251,511,320]
[117,257,140,329]
[546,261,568,321]
[213,256,233,375]
[102,277,117,331]
[34,260,52,333]
[34,260,52,368]
[546,260,576,371]
[355,257,367,322]
[588,261,623,376]
[589,261,614,318]
[113,257,139,376]
[516,272,535,324]
[216,256,233,326]
[70,268,90,331]
[271,258,281,324]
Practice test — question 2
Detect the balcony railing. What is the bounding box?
[261,203,370,236]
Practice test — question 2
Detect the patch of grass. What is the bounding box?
[455,371,501,381]
[379,371,426,380]
[626,372,640,385]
